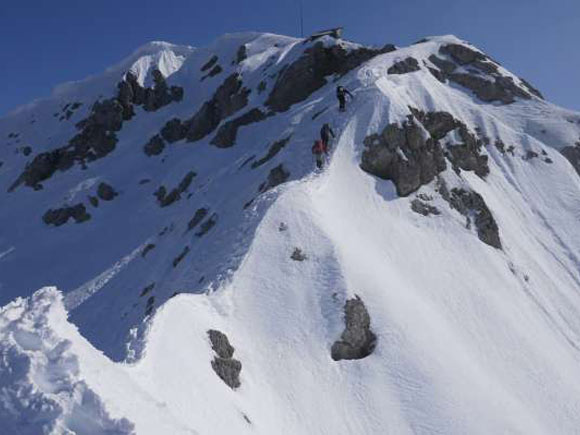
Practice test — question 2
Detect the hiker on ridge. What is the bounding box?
[336,85,353,112]
[312,139,328,170]
[320,123,335,147]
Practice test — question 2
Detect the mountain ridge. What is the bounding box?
[1,31,580,434]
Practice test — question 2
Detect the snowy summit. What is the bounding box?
[1,31,580,434]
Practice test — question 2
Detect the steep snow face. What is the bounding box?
[2,32,580,433]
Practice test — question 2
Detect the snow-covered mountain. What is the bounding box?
[2,31,580,434]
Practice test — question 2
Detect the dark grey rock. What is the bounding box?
[154,171,196,207]
[201,55,219,72]
[360,115,446,196]
[440,44,486,65]
[97,182,117,201]
[251,136,291,168]
[411,199,441,216]
[266,42,393,112]
[202,64,223,81]
[448,73,529,104]
[428,55,456,74]
[259,164,290,193]
[145,296,155,316]
[524,150,539,160]
[144,135,165,156]
[211,358,242,390]
[160,118,187,143]
[141,243,156,258]
[88,196,99,207]
[387,57,420,74]
[43,203,91,226]
[445,125,489,177]
[208,330,235,359]
[236,45,248,64]
[195,213,218,237]
[172,246,190,267]
[519,77,544,99]
[187,208,208,231]
[447,188,502,249]
[561,144,580,175]
[207,329,242,389]
[185,74,251,142]
[140,283,155,297]
[211,108,269,148]
[290,248,307,261]
[331,296,377,361]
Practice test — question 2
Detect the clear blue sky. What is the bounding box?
[1,0,579,115]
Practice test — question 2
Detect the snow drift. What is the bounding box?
[1,32,580,433]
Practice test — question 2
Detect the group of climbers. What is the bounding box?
[311,85,353,169]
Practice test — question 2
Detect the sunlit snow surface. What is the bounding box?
[1,33,580,434]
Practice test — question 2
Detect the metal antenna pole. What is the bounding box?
[299,0,304,37]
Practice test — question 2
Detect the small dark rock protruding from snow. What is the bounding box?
[97,182,118,201]
[140,283,155,297]
[141,243,156,258]
[290,248,307,261]
[172,246,190,267]
[144,135,166,156]
[259,164,290,193]
[43,204,91,226]
[207,329,242,389]
[154,171,196,207]
[411,199,441,216]
[195,213,218,237]
[201,55,219,72]
[251,136,291,169]
[331,296,377,361]
[187,208,209,232]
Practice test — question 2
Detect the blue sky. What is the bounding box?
[1,0,579,115]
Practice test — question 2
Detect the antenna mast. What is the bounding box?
[299,0,304,37]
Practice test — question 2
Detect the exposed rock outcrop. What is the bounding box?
[43,204,91,226]
[11,70,183,191]
[154,171,196,207]
[388,57,420,75]
[97,182,118,201]
[208,330,242,389]
[427,43,542,104]
[361,108,490,196]
[561,144,580,175]
[360,115,446,196]
[266,41,395,112]
[187,208,208,232]
[185,73,251,142]
[195,213,218,237]
[144,135,166,156]
[411,198,441,216]
[331,296,377,361]
[201,55,219,72]
[172,246,190,267]
[447,187,502,249]
[259,164,290,193]
[211,108,269,148]
[251,136,291,169]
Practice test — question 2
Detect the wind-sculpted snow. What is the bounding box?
[0,288,134,434]
[2,32,580,433]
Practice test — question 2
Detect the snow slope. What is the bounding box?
[2,32,580,433]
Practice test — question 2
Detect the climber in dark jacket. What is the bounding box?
[336,85,353,112]
[320,123,335,147]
